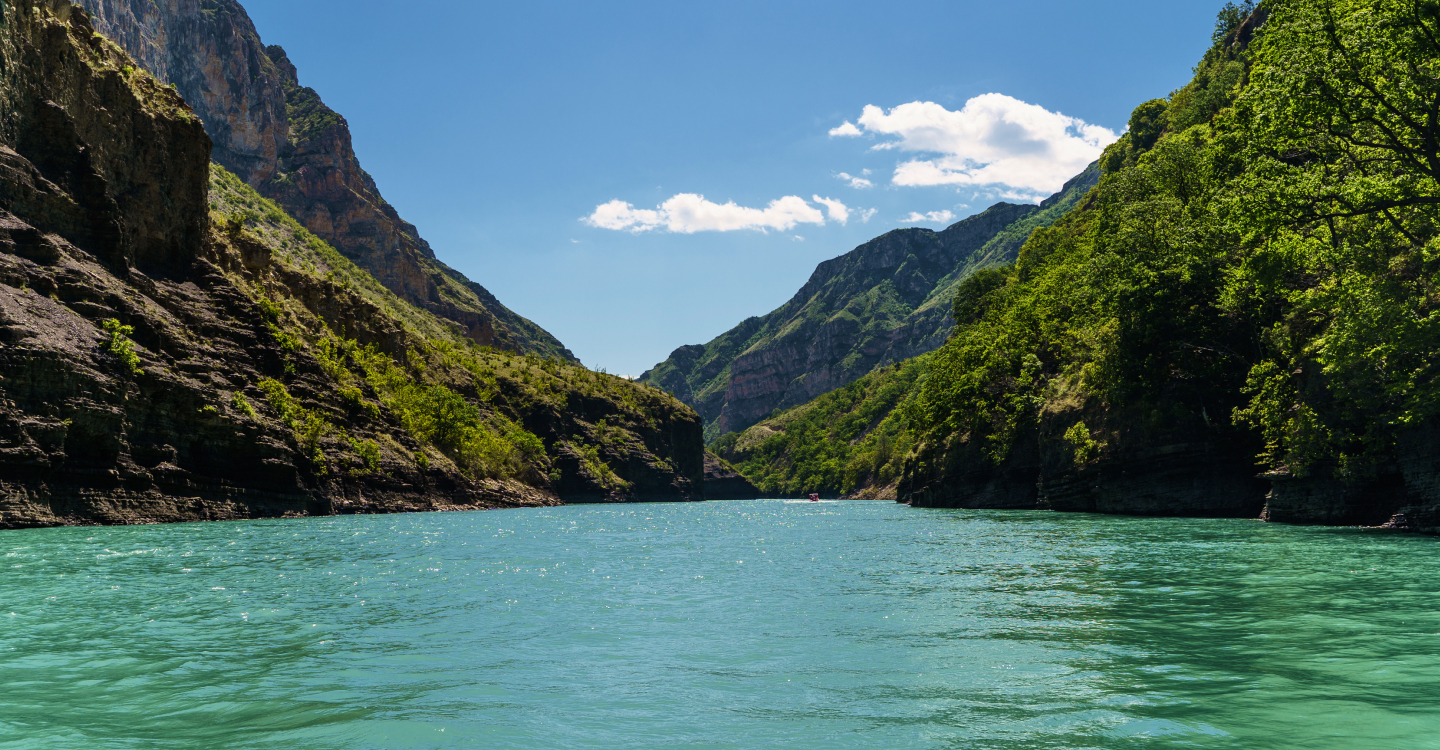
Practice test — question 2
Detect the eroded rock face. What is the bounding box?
[75,0,575,361]
[703,452,759,501]
[74,0,288,185]
[0,1,564,526]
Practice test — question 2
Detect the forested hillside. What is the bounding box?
[643,167,1099,441]
[726,0,1440,533]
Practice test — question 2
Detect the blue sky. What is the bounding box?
[242,0,1225,375]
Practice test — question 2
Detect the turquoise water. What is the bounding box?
[1,501,1439,749]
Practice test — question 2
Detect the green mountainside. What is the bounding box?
[641,167,1098,442]
[728,0,1440,533]
[713,355,931,498]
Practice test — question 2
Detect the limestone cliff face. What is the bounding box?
[642,166,1099,441]
[75,0,575,361]
[70,0,286,185]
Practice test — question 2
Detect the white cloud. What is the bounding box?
[902,210,955,225]
[836,172,874,189]
[584,194,833,234]
[829,121,863,137]
[859,208,878,223]
[842,94,1118,195]
[793,236,805,242]
[811,195,852,225]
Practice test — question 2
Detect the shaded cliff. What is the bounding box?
[703,452,759,500]
[74,0,575,361]
[642,166,1098,441]
[0,1,701,528]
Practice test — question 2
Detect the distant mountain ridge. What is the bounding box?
[74,0,575,361]
[641,164,1100,440]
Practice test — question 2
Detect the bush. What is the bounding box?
[101,319,143,376]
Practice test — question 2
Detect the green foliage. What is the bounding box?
[1063,422,1105,465]
[720,357,929,496]
[898,0,1440,484]
[1128,99,1171,152]
[231,392,258,419]
[1214,1,1259,44]
[952,266,1013,327]
[571,441,631,492]
[101,319,143,376]
[351,345,545,480]
[349,437,382,474]
[257,378,330,465]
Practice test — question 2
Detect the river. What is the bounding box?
[1,500,1437,749]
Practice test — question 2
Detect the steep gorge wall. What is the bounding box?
[0,1,702,527]
[74,0,575,361]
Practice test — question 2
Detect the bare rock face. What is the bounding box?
[75,0,575,361]
[703,452,758,500]
[73,0,288,185]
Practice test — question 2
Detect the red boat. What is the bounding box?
[808,493,820,502]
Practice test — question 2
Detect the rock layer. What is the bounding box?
[703,452,759,500]
[74,0,575,360]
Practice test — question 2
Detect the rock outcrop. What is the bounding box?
[642,166,1100,440]
[74,0,575,361]
[703,452,759,500]
[0,1,701,528]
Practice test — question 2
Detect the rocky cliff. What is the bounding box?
[74,0,575,361]
[703,452,759,500]
[642,166,1099,441]
[0,1,702,528]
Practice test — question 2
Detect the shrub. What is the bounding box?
[101,319,143,376]
[257,378,330,465]
[231,392,258,419]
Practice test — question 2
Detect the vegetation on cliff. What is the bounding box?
[727,0,1440,531]
[208,163,703,499]
[910,0,1440,481]
[713,356,929,498]
[642,169,1099,442]
[0,1,703,528]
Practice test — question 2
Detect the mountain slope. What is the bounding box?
[713,355,931,499]
[74,0,575,361]
[0,1,701,528]
[755,1,1440,534]
[641,166,1099,440]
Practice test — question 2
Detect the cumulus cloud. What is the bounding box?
[829,121,863,137]
[836,172,873,189]
[584,194,845,234]
[811,196,852,225]
[902,210,955,225]
[859,208,878,223]
[843,94,1118,195]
